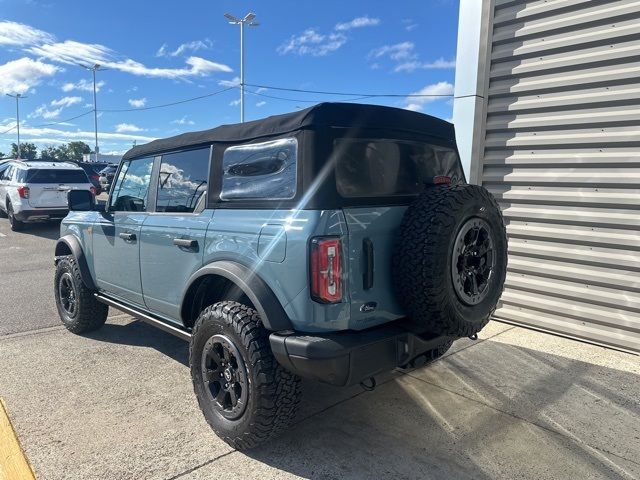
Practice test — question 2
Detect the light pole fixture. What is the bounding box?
[224,12,259,123]
[79,63,106,161]
[6,93,27,159]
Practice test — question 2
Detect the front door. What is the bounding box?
[92,156,155,306]
[140,147,212,321]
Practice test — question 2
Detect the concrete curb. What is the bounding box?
[0,398,36,480]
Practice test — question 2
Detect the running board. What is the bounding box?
[94,294,191,341]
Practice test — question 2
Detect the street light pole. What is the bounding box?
[6,93,27,159]
[224,12,259,123]
[80,63,105,161]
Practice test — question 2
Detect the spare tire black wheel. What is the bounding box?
[393,184,507,338]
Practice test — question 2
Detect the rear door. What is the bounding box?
[140,147,211,321]
[24,168,91,208]
[336,137,463,330]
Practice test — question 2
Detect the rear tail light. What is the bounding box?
[17,186,29,199]
[433,175,452,185]
[89,186,97,196]
[90,174,100,181]
[310,237,343,303]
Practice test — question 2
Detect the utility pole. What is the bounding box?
[224,12,259,123]
[6,93,26,159]
[79,64,106,161]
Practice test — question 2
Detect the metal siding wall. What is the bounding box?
[483,0,640,353]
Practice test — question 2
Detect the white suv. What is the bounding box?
[0,161,95,231]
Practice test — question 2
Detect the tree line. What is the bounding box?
[0,141,92,162]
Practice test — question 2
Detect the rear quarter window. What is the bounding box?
[220,138,297,200]
[24,169,89,184]
[334,138,460,198]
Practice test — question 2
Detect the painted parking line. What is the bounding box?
[0,398,36,480]
[0,233,6,237]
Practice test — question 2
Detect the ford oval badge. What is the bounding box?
[360,302,377,313]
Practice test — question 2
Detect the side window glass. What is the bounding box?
[156,148,209,213]
[109,157,154,212]
[221,138,297,200]
[2,166,14,181]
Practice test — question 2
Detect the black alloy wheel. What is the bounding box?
[200,334,249,420]
[451,217,496,306]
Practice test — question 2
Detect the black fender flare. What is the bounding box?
[181,261,294,332]
[54,235,97,291]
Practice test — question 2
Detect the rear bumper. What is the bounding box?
[270,323,453,387]
[15,208,68,222]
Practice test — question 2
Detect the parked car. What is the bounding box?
[0,160,95,231]
[53,103,508,449]
[75,161,113,194]
[98,164,118,193]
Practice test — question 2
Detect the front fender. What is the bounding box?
[181,261,294,332]
[55,235,97,291]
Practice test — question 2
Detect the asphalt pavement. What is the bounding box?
[0,216,639,480]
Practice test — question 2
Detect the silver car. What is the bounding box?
[0,160,95,231]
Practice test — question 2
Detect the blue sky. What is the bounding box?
[0,0,459,156]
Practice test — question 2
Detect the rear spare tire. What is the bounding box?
[393,184,507,338]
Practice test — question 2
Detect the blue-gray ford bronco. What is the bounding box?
[53,103,507,449]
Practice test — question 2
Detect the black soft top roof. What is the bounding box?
[123,102,454,160]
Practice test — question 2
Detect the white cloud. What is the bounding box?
[128,98,146,108]
[219,76,240,87]
[369,42,455,73]
[62,78,105,92]
[0,20,54,47]
[111,56,231,78]
[0,57,60,95]
[171,116,195,125]
[403,81,454,112]
[278,29,347,56]
[19,24,231,79]
[29,104,61,119]
[334,16,380,31]
[15,125,157,143]
[369,42,416,62]
[394,57,456,73]
[229,99,241,106]
[256,101,266,107]
[157,39,213,57]
[115,123,145,133]
[50,96,82,107]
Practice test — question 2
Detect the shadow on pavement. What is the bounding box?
[86,319,189,366]
[13,221,61,240]
[86,316,640,479]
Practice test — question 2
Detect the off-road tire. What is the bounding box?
[190,301,301,450]
[54,255,108,333]
[7,202,24,231]
[393,184,507,338]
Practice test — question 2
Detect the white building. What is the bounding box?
[82,153,122,164]
[454,0,640,353]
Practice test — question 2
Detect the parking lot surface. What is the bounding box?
[1,218,639,480]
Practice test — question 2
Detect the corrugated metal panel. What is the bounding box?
[480,0,640,352]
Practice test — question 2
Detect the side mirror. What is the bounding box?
[68,190,95,211]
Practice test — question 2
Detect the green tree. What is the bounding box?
[10,142,37,160]
[40,146,59,161]
[63,141,91,162]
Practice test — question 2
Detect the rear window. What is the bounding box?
[221,138,297,201]
[334,138,460,198]
[21,169,89,184]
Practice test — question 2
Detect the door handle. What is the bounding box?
[173,238,198,249]
[119,232,136,242]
